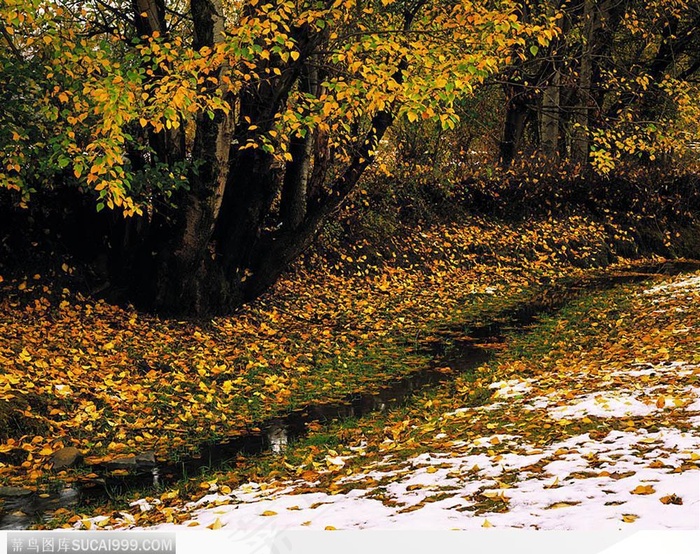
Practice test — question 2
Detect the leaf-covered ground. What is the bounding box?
[0,214,644,488]
[72,268,700,531]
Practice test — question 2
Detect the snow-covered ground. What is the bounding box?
[79,271,700,533]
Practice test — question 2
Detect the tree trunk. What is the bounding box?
[540,69,560,159]
[500,87,528,168]
[145,0,235,313]
[570,0,595,166]
[280,65,319,231]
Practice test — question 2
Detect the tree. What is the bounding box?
[493,0,700,173]
[0,0,551,314]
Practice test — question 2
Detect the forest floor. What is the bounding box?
[0,213,699,530]
[69,265,700,531]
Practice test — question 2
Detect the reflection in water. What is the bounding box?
[267,422,289,454]
[0,486,79,530]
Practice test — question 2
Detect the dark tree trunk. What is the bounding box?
[499,87,529,168]
[280,65,318,231]
[138,0,236,313]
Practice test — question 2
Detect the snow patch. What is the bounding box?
[548,391,658,419]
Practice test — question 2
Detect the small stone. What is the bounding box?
[105,455,137,471]
[0,486,33,498]
[52,447,83,470]
[135,451,156,469]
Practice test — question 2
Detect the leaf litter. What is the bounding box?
[68,268,700,531]
[0,216,659,486]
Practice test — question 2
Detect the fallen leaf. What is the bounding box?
[207,517,224,530]
[545,501,581,509]
[544,476,560,489]
[261,510,278,517]
[630,485,655,495]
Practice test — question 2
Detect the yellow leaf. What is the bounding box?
[482,519,493,528]
[207,517,224,530]
[545,476,560,489]
[546,501,580,509]
[631,485,655,495]
[622,514,638,523]
[261,510,278,517]
[324,525,337,530]
[290,51,300,61]
[425,466,438,474]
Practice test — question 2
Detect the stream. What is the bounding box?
[2,260,699,529]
